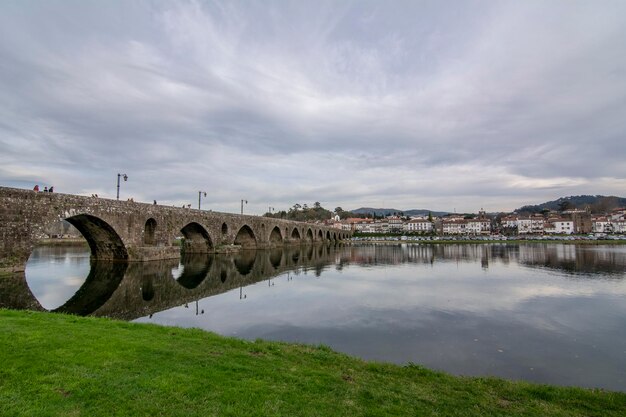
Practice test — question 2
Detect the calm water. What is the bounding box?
[7,243,626,391]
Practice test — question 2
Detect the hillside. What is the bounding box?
[351,207,448,217]
[516,195,626,214]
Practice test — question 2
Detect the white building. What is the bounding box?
[545,218,574,234]
[404,219,433,233]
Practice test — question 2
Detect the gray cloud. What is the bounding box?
[1,0,625,213]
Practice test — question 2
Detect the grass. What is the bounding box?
[1,309,624,417]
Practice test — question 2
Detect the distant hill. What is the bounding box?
[351,207,448,217]
[516,195,626,214]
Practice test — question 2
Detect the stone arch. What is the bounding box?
[180,222,213,253]
[221,222,228,235]
[269,226,282,244]
[143,218,157,245]
[234,225,256,248]
[306,228,313,241]
[318,230,323,240]
[333,232,337,240]
[65,214,128,260]
[291,228,301,240]
[326,231,331,240]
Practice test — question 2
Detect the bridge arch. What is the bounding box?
[234,225,256,248]
[144,218,157,245]
[66,214,128,260]
[269,226,282,244]
[306,228,313,241]
[326,231,331,241]
[180,222,213,253]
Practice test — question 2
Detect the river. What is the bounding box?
[7,242,626,391]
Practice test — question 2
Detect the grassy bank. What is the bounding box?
[1,310,624,417]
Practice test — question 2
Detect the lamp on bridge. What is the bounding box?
[116,173,128,200]
[198,191,207,210]
[241,199,247,215]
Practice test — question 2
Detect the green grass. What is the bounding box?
[1,310,624,416]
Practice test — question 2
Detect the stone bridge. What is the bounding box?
[0,187,351,273]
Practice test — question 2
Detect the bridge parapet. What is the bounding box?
[0,186,351,272]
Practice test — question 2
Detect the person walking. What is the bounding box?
[33,185,39,192]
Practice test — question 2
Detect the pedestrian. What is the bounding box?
[33,185,39,192]
[43,186,48,192]
[49,186,54,193]
[153,200,157,205]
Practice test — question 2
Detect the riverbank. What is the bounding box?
[1,310,624,416]
[349,238,626,245]
[35,237,88,246]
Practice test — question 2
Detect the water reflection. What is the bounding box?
[3,243,626,391]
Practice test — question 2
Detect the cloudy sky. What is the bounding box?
[1,1,625,214]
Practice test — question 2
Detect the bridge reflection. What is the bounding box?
[2,243,624,321]
[0,243,344,320]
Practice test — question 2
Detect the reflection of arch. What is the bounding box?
[332,232,337,241]
[181,222,213,253]
[54,261,128,315]
[269,249,283,269]
[175,254,213,289]
[306,228,313,241]
[234,225,256,248]
[291,228,301,240]
[234,251,257,276]
[144,218,157,245]
[66,214,128,260]
[220,270,227,283]
[141,275,155,301]
[269,226,282,244]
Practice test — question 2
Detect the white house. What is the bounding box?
[404,219,433,233]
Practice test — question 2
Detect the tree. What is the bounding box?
[428,211,433,222]
[314,202,321,210]
[334,207,343,214]
[558,200,573,212]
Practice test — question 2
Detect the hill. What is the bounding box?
[516,195,626,214]
[351,207,448,217]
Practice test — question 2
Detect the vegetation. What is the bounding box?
[516,195,626,214]
[1,309,625,417]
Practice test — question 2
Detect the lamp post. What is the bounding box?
[241,199,247,215]
[268,206,274,215]
[116,173,128,200]
[198,191,207,210]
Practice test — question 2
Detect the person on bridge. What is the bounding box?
[43,186,48,192]
[49,186,54,193]
[33,185,39,192]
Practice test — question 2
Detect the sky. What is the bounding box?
[1,0,625,214]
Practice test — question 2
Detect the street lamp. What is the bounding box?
[269,206,275,215]
[116,173,128,200]
[241,199,247,215]
[198,191,207,210]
